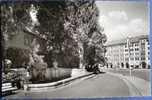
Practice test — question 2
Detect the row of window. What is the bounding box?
[125,48,139,52]
[125,43,139,48]
[124,39,149,48]
[108,46,149,53]
[125,57,146,61]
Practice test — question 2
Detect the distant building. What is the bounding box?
[4,28,44,68]
[5,28,36,50]
[105,35,150,69]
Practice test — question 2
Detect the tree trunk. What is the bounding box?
[78,41,84,69]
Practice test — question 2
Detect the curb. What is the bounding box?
[25,73,93,91]
[107,72,150,96]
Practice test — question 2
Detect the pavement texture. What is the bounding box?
[106,68,150,81]
[107,72,151,96]
[4,73,130,99]
[3,69,151,99]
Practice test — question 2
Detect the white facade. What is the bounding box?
[105,35,150,69]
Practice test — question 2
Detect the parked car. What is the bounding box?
[98,64,106,73]
[85,64,101,74]
[92,64,100,74]
[2,72,18,96]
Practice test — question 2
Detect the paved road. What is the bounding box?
[106,69,150,81]
[5,73,130,99]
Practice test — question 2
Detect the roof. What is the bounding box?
[105,35,149,47]
[105,39,126,46]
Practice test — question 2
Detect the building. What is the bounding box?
[105,35,150,69]
[3,27,45,68]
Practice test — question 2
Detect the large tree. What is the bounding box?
[1,0,107,69]
[63,0,107,67]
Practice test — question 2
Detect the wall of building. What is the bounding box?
[6,31,35,50]
[105,35,150,69]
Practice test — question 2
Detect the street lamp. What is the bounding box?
[127,37,132,76]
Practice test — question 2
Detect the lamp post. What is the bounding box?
[127,37,132,76]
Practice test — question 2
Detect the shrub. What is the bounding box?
[30,67,72,83]
[6,47,30,68]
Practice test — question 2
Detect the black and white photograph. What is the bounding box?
[1,0,151,99]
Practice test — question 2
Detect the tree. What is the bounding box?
[1,2,35,70]
[34,0,107,68]
[1,0,107,69]
[64,0,107,67]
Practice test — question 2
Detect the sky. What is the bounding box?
[95,0,149,42]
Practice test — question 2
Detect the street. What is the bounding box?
[106,69,150,81]
[5,73,131,98]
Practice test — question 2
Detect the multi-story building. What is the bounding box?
[105,35,150,69]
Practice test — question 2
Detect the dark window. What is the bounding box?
[141,57,145,60]
[135,57,139,60]
[24,35,33,46]
[130,49,134,51]
[141,53,145,55]
[125,49,128,52]
[141,42,145,45]
[125,44,127,48]
[135,48,139,51]
[135,43,139,46]
[147,39,149,45]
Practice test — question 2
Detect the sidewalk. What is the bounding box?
[107,72,151,96]
[25,68,93,91]
[125,76,151,96]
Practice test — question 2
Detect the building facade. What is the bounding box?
[105,35,150,69]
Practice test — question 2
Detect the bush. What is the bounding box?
[30,67,72,83]
[6,47,30,68]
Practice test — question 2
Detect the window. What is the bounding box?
[147,39,150,45]
[135,48,139,51]
[141,57,145,60]
[130,49,134,51]
[135,43,139,46]
[125,58,129,61]
[24,35,33,46]
[135,53,139,55]
[125,49,128,52]
[130,58,134,60]
[135,57,139,60]
[130,43,133,47]
[141,39,145,43]
[141,42,145,45]
[130,53,134,55]
[125,44,127,48]
[141,53,145,55]
[141,48,145,51]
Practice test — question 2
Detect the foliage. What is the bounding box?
[64,0,107,66]
[1,0,107,70]
[6,47,30,68]
[1,2,32,41]
[30,67,71,83]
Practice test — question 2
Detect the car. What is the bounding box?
[85,64,101,74]
[2,73,18,96]
[98,64,106,73]
[92,64,100,74]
